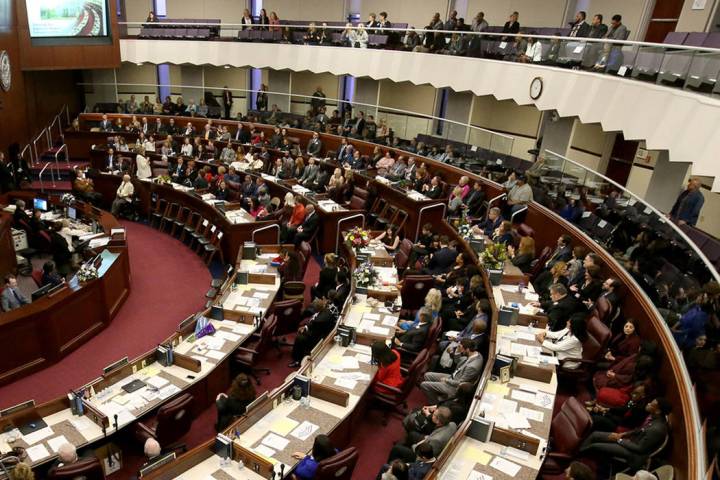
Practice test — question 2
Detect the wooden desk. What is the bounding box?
[0,202,130,387]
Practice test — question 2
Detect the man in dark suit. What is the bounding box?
[307,132,323,156]
[289,297,338,367]
[99,114,112,132]
[153,118,164,135]
[49,223,72,276]
[12,199,30,227]
[140,117,150,135]
[581,398,671,472]
[464,182,486,217]
[106,148,119,172]
[165,118,177,136]
[533,283,582,331]
[426,236,456,275]
[299,157,320,186]
[502,11,520,39]
[475,207,502,236]
[235,123,250,143]
[545,234,573,269]
[424,176,443,199]
[294,205,318,244]
[222,86,233,119]
[336,138,350,162]
[394,308,432,353]
[569,11,591,37]
[1,274,29,312]
[310,86,326,115]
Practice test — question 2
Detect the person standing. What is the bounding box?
[669,177,704,226]
[222,86,233,120]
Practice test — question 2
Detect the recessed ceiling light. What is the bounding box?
[224,65,231,69]
[136,62,144,66]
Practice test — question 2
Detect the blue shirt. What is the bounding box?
[294,456,319,480]
[400,308,439,331]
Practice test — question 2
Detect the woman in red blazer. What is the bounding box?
[371,341,403,394]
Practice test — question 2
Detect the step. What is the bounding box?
[29,161,89,173]
[29,180,73,192]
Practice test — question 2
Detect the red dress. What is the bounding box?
[373,350,403,395]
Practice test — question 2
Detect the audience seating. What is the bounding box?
[235,316,278,385]
[135,393,195,452]
[48,457,106,480]
[541,396,593,474]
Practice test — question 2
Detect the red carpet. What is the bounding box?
[0,221,211,409]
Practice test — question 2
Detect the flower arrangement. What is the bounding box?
[77,263,99,283]
[353,262,379,288]
[60,193,76,205]
[479,242,508,271]
[154,175,172,184]
[344,226,371,251]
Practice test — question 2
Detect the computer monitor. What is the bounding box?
[31,283,53,301]
[33,197,48,211]
[68,206,77,220]
[68,275,80,291]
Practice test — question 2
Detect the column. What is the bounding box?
[539,112,574,158]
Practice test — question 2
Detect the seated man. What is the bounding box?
[464,181,486,217]
[111,174,135,216]
[425,236,456,275]
[394,308,432,354]
[73,169,103,205]
[140,438,162,471]
[420,339,483,404]
[580,398,671,473]
[473,207,502,236]
[49,443,88,472]
[289,297,338,368]
[388,407,457,462]
[531,283,583,331]
[294,204,318,244]
[1,274,29,311]
[12,199,30,227]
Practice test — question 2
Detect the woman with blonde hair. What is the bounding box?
[312,253,338,300]
[396,288,441,332]
[10,462,34,480]
[508,236,536,273]
[533,260,569,301]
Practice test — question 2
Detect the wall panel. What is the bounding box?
[676,0,719,31]
[116,62,157,101]
[471,96,541,138]
[290,72,340,114]
[263,0,345,21]
[378,80,436,116]
[0,0,28,152]
[360,0,450,29]
[466,0,568,28]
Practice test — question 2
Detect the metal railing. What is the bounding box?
[415,203,447,241]
[119,21,720,97]
[38,162,55,192]
[250,223,280,244]
[336,213,365,253]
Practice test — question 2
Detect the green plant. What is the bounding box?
[479,242,508,271]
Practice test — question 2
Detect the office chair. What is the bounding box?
[48,457,106,480]
[282,281,305,301]
[135,393,195,453]
[31,270,43,288]
[398,275,433,317]
[271,299,303,338]
[234,316,278,385]
[371,349,430,425]
[314,447,359,480]
[540,396,593,475]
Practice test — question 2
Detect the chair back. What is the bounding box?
[423,318,443,354]
[594,295,613,324]
[256,316,278,355]
[530,246,552,280]
[154,393,195,446]
[273,299,303,336]
[586,315,611,357]
[399,238,413,257]
[282,281,306,301]
[400,275,434,311]
[402,349,430,397]
[299,241,312,270]
[48,457,106,480]
[394,249,409,271]
[550,396,592,456]
[31,270,44,288]
[315,447,359,480]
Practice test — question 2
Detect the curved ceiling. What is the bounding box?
[120,39,720,191]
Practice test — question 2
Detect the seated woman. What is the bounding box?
[311,253,337,300]
[491,220,514,246]
[447,186,465,217]
[291,435,336,480]
[374,225,401,252]
[593,340,656,401]
[571,264,603,302]
[533,261,568,301]
[508,236,535,273]
[536,313,587,369]
[215,373,256,431]
[371,341,403,395]
[326,168,345,196]
[435,252,474,288]
[396,288,441,332]
[602,319,641,367]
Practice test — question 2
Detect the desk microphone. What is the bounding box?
[113,414,118,431]
[280,464,285,478]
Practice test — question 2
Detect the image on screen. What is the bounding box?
[26,0,109,38]
[33,197,48,211]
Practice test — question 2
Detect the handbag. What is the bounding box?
[194,316,217,338]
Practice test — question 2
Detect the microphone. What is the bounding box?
[113,414,119,431]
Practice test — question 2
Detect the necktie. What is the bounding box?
[12,289,21,304]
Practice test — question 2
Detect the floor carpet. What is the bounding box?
[0,220,212,409]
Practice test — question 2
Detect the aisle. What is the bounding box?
[0,220,212,408]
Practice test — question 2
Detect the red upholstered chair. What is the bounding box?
[313,447,359,480]
[529,246,552,280]
[271,299,303,338]
[282,281,306,302]
[541,396,593,474]
[234,316,278,385]
[31,270,44,288]
[299,241,312,272]
[135,393,195,452]
[399,318,442,367]
[399,239,413,258]
[517,223,535,237]
[48,457,106,480]
[394,249,409,272]
[399,275,434,314]
[371,349,430,424]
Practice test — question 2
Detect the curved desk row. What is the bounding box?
[71,114,701,480]
[0,198,130,387]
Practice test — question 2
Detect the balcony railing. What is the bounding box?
[119,21,720,98]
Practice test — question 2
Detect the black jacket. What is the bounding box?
[544,295,582,331]
[399,322,430,352]
[428,247,456,275]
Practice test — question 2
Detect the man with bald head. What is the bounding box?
[112,174,135,216]
[669,177,704,226]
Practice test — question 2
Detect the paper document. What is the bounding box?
[205,350,225,360]
[253,292,270,299]
[158,384,181,400]
[363,313,380,320]
[25,444,51,462]
[146,376,170,389]
[498,399,518,414]
[355,354,372,364]
[22,427,55,445]
[489,457,521,476]
[70,416,96,432]
[510,390,536,404]
[369,326,390,336]
[215,331,241,342]
[291,421,320,441]
[270,418,299,437]
[232,323,254,335]
[47,435,70,453]
[339,357,360,370]
[254,444,277,459]
[261,432,290,451]
[519,407,544,422]
[381,315,397,326]
[504,413,531,429]
[335,378,358,390]
[467,472,493,480]
[534,392,554,409]
[510,343,526,357]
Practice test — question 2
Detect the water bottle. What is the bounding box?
[237,459,244,470]
[517,281,525,293]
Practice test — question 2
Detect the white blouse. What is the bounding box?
[542,328,583,369]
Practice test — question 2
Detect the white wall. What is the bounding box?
[289,72,341,114]
[354,77,380,118]
[124,0,152,35]
[360,0,450,29]
[263,0,345,21]
[584,0,652,40]
[115,62,157,100]
[466,0,569,29]
[676,0,719,31]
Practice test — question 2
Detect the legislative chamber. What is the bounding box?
[0,1,719,480]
